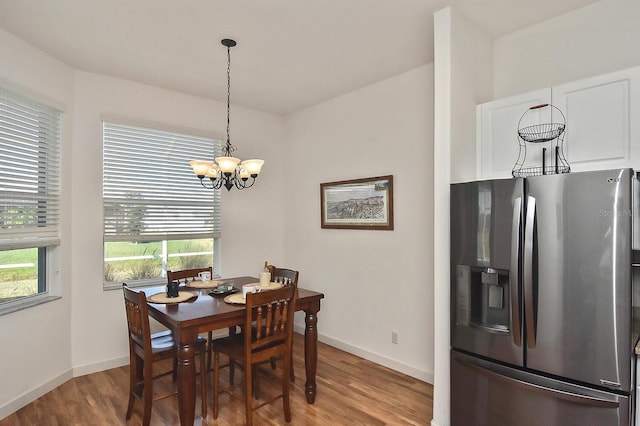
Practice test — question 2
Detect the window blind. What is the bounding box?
[103,121,221,242]
[0,88,61,250]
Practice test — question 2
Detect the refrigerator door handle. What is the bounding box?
[510,197,522,346]
[524,195,536,348]
[458,355,620,409]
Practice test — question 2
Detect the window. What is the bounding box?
[102,120,221,289]
[0,87,61,307]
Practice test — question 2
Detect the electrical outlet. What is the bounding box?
[391,331,398,344]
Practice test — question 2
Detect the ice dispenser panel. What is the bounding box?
[456,265,510,333]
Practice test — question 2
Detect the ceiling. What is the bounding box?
[0,0,599,116]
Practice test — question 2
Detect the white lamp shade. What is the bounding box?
[240,159,265,176]
[190,160,214,176]
[215,156,241,173]
[205,163,220,178]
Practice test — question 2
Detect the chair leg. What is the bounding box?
[142,358,154,426]
[213,351,220,419]
[245,361,253,426]
[126,353,139,420]
[200,347,207,419]
[283,355,292,422]
[289,344,295,383]
[207,331,213,371]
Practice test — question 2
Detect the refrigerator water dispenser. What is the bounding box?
[456,265,510,333]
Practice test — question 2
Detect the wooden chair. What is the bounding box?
[167,267,217,369]
[212,285,297,425]
[122,284,207,426]
[268,266,299,382]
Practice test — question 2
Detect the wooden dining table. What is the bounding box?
[143,276,324,426]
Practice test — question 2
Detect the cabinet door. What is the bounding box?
[552,67,640,172]
[477,88,551,179]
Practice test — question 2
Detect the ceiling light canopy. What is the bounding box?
[190,39,264,191]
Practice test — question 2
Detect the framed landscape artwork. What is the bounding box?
[320,175,394,230]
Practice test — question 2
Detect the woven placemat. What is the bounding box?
[251,282,284,291]
[148,291,195,304]
[224,282,285,305]
[224,293,246,305]
[185,279,220,289]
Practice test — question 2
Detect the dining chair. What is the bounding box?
[268,267,299,382]
[167,267,218,369]
[122,284,207,426]
[212,285,297,426]
[232,264,300,387]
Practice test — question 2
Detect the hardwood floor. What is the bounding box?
[0,334,433,425]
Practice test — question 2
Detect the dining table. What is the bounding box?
[143,276,325,426]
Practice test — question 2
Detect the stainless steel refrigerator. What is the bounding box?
[450,168,640,426]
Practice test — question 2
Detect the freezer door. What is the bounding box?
[525,169,633,390]
[450,178,524,366]
[451,350,630,426]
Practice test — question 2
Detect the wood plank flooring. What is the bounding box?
[0,334,433,425]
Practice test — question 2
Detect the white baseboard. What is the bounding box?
[294,325,434,384]
[72,355,129,377]
[0,369,73,421]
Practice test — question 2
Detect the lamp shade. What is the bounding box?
[190,160,214,176]
[240,159,265,176]
[215,156,241,173]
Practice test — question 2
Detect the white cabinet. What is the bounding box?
[476,88,551,179]
[477,66,640,179]
[553,67,640,172]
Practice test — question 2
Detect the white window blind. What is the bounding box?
[0,88,61,251]
[103,121,221,242]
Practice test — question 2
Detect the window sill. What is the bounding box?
[0,294,61,317]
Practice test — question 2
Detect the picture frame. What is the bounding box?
[320,175,394,230]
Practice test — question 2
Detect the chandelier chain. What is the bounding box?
[225,43,233,156]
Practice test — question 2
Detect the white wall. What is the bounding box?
[0,28,75,418]
[284,65,435,381]
[69,71,287,374]
[0,28,287,418]
[493,0,640,100]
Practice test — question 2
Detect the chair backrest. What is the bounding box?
[269,267,299,288]
[123,283,152,354]
[167,267,212,283]
[244,285,297,363]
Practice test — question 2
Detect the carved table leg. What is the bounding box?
[177,332,198,425]
[304,308,319,403]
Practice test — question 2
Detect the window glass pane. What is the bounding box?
[0,247,40,303]
[166,238,213,272]
[104,238,213,283]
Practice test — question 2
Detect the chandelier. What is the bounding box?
[190,39,264,191]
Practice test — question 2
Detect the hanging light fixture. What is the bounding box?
[190,38,264,191]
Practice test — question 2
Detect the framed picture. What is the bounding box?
[320,175,394,230]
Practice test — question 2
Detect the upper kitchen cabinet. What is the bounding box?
[477,66,640,179]
[477,88,551,179]
[553,67,640,172]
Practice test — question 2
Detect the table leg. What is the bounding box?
[304,308,319,403]
[177,336,198,425]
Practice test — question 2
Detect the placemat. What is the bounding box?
[185,279,220,289]
[223,282,285,305]
[251,282,284,291]
[148,291,195,304]
[224,293,246,305]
